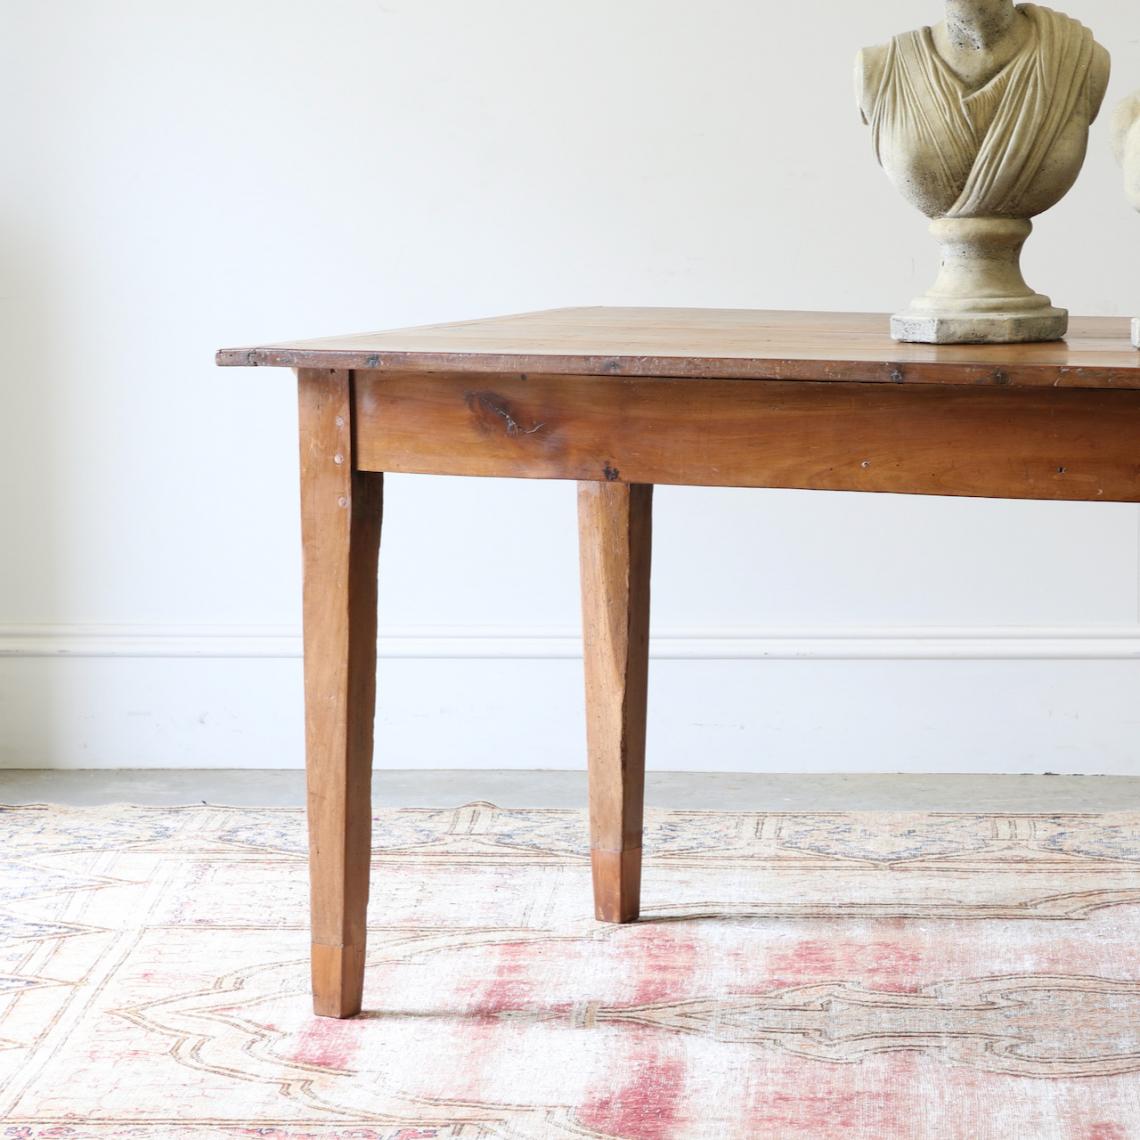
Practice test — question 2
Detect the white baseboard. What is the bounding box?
[2,625,1139,775]
[4,624,1140,661]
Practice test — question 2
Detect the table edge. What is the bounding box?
[214,345,1140,391]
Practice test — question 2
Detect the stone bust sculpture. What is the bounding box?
[856,2,1109,343]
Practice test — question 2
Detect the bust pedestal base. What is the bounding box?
[892,309,1069,345]
[892,217,1067,345]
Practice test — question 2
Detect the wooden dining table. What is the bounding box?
[218,307,1140,1018]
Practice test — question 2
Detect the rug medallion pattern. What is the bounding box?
[1,803,1138,1138]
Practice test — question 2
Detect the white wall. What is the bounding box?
[3,0,1140,774]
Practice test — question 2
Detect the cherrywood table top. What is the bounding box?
[216,307,1140,390]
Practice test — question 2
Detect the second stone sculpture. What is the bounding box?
[1112,92,1140,347]
[856,2,1109,344]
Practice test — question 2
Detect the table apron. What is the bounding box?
[347,369,1140,502]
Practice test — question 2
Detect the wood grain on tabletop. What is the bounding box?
[218,308,1140,389]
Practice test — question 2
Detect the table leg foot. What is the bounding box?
[311,943,366,1019]
[591,848,642,923]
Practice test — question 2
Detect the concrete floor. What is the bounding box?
[1,769,1139,811]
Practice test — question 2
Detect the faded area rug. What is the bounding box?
[1,803,1139,1139]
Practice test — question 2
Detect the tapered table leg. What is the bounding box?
[298,368,383,1018]
[577,481,653,923]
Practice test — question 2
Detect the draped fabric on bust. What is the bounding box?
[869,4,1094,218]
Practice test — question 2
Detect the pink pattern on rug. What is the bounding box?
[287,1017,362,1071]
[1082,1125,1128,1140]
[445,938,541,1105]
[743,1054,910,1138]
[628,926,701,1004]
[767,936,922,993]
[237,1130,439,1139]
[577,1030,686,1140]
[575,926,700,1137]
[476,938,533,1015]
